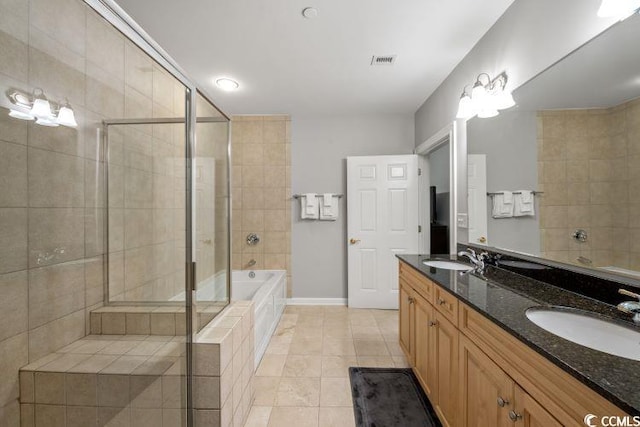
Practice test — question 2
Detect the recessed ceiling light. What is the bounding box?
[216,78,239,91]
[302,7,318,19]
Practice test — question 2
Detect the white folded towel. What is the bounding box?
[301,193,319,219]
[320,193,338,221]
[514,190,535,217]
[492,191,514,218]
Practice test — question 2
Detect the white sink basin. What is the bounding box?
[526,307,640,361]
[422,260,473,271]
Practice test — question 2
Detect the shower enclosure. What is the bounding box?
[0,0,230,426]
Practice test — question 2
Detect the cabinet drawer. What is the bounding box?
[399,261,434,304]
[433,286,458,327]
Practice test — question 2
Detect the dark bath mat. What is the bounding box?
[349,367,441,427]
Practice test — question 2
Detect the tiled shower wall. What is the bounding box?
[538,97,640,270]
[0,0,186,423]
[231,116,292,296]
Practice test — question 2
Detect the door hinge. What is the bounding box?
[418,168,422,176]
[418,225,422,233]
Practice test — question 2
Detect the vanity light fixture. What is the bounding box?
[597,0,640,18]
[455,71,515,120]
[7,88,78,128]
[216,78,240,91]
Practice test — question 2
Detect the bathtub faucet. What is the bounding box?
[247,259,256,268]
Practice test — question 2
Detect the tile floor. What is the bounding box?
[243,305,408,427]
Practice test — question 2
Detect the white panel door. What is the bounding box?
[468,154,488,246]
[347,155,419,309]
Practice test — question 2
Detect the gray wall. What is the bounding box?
[291,115,415,299]
[467,110,539,254]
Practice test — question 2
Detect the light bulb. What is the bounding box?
[56,105,78,128]
[456,94,476,119]
[597,0,640,18]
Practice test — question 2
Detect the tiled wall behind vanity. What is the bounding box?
[538,97,640,269]
[0,0,186,423]
[231,116,292,295]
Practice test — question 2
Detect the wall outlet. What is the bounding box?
[457,213,468,228]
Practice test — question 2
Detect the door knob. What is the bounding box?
[349,238,361,245]
[479,236,487,243]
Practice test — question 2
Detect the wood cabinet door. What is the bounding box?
[399,279,414,364]
[413,292,435,398]
[513,386,564,427]
[459,335,513,427]
[433,311,459,427]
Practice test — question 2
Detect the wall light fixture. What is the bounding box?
[7,88,78,128]
[456,71,515,120]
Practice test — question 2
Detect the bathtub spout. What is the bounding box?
[247,259,256,268]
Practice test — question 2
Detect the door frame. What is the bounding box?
[415,123,458,255]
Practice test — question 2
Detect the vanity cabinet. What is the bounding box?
[399,260,628,427]
[399,265,457,427]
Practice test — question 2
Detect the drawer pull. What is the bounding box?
[428,320,438,327]
[508,410,522,421]
[497,396,509,407]
[408,296,415,304]
[437,298,446,305]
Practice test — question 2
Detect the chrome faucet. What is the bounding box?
[617,288,640,324]
[457,248,490,271]
[247,259,256,268]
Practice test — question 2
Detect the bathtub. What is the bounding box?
[232,270,287,368]
[171,269,286,367]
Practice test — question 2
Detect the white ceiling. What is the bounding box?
[115,0,514,116]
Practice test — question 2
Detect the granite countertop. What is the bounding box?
[397,254,640,416]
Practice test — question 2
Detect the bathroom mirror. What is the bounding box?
[464,13,640,280]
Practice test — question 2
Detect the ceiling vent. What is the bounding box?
[371,55,397,66]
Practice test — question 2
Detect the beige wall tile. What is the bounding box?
[242,165,264,188]
[34,403,65,427]
[0,271,27,342]
[86,12,124,81]
[243,144,264,165]
[28,148,84,208]
[66,405,97,427]
[28,208,85,268]
[0,333,28,406]
[0,109,28,147]
[28,261,85,329]
[0,208,27,274]
[264,166,286,188]
[28,310,84,361]
[124,41,153,98]
[0,141,27,207]
[0,24,28,82]
[30,0,86,55]
[125,313,150,335]
[97,374,130,407]
[85,60,125,118]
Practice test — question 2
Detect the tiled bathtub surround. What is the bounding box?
[231,116,292,296]
[194,301,255,427]
[538,97,640,270]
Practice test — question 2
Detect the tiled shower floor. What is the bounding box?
[243,306,407,427]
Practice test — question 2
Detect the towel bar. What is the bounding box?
[487,191,543,196]
[292,194,344,199]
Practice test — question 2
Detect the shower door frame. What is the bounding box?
[84,1,232,426]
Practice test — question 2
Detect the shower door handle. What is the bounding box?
[349,238,361,245]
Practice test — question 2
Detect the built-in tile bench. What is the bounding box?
[89,303,227,336]
[19,301,255,427]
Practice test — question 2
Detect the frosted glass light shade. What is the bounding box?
[36,117,59,127]
[477,108,499,119]
[9,109,35,120]
[493,90,516,110]
[30,98,52,119]
[56,106,77,127]
[456,94,475,119]
[597,0,640,17]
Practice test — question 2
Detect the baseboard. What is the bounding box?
[287,298,347,306]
